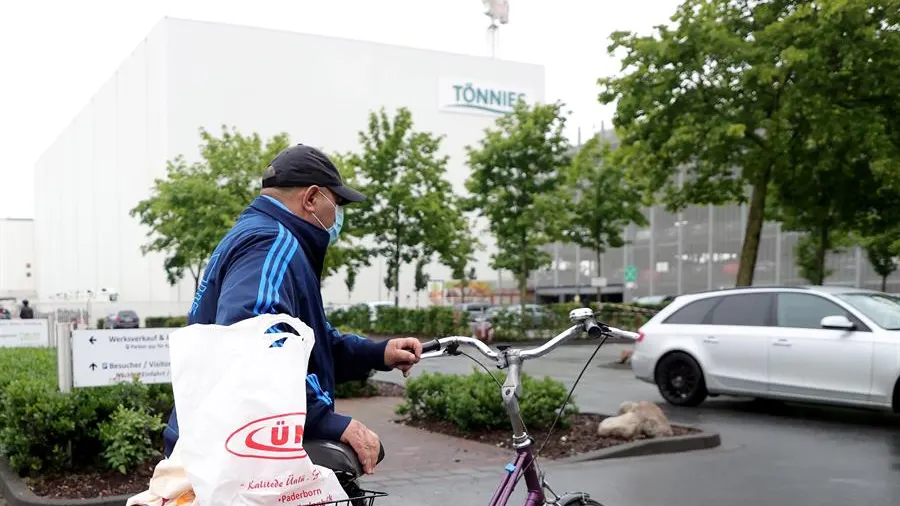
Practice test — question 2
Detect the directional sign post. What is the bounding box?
[0,319,50,348]
[71,328,173,388]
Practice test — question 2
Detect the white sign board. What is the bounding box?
[590,277,608,288]
[72,328,172,388]
[438,77,536,116]
[0,319,50,348]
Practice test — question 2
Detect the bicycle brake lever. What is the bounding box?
[446,342,462,356]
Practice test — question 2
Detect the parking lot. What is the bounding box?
[371,342,900,505]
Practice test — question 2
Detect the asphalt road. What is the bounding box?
[369,342,900,506]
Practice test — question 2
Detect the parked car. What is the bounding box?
[478,304,548,326]
[631,286,900,412]
[632,295,675,307]
[455,302,492,322]
[351,301,394,323]
[104,310,140,329]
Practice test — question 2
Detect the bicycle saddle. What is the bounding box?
[304,439,385,478]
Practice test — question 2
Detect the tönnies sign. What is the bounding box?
[438,77,535,116]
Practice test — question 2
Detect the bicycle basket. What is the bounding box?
[310,489,387,506]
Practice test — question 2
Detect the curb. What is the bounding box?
[0,460,130,506]
[556,429,722,464]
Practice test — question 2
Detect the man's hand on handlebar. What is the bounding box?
[384,337,423,377]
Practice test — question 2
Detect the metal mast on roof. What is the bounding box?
[483,0,509,59]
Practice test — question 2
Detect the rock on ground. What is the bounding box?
[597,400,674,439]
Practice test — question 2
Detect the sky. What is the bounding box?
[0,0,680,220]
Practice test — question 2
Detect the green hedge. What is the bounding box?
[0,348,173,476]
[145,316,188,328]
[396,370,577,431]
[142,302,661,339]
[328,306,470,338]
[330,302,659,341]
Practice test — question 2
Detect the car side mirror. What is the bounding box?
[821,315,855,331]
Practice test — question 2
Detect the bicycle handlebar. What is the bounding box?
[419,314,640,363]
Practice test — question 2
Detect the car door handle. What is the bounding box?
[703,336,719,344]
[772,338,792,347]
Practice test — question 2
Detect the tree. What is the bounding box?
[793,232,852,286]
[413,259,430,307]
[344,269,357,303]
[321,153,372,282]
[465,101,571,310]
[597,0,900,287]
[557,135,647,300]
[763,0,900,286]
[131,126,289,291]
[348,107,471,307]
[457,266,477,304]
[863,229,900,292]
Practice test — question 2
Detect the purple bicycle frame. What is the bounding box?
[487,442,543,506]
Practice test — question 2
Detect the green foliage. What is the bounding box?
[793,231,852,285]
[0,348,173,476]
[326,303,652,341]
[397,370,577,432]
[557,135,647,296]
[862,227,900,291]
[333,376,379,399]
[98,405,165,474]
[371,306,469,338]
[347,107,475,306]
[597,0,900,287]
[413,259,430,307]
[145,316,188,328]
[465,101,571,305]
[130,126,290,291]
[322,152,373,281]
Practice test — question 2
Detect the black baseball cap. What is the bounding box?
[262,144,366,204]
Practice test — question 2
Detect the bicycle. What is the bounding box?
[305,307,639,506]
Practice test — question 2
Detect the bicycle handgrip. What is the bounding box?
[584,320,604,339]
[420,340,441,353]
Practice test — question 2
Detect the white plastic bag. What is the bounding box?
[126,443,195,506]
[169,314,348,505]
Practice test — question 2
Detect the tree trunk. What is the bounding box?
[520,252,528,311]
[393,235,401,307]
[736,165,772,286]
[814,225,830,286]
[595,248,603,303]
[881,275,887,293]
[192,263,202,294]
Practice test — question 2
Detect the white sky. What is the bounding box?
[0,0,679,220]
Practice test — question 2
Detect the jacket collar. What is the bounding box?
[249,195,330,279]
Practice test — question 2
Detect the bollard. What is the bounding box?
[56,323,74,393]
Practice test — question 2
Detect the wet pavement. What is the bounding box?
[369,342,900,506]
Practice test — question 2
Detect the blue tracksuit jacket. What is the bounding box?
[162,195,389,457]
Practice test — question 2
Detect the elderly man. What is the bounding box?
[163,144,422,474]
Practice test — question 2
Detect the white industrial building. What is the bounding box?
[33,17,544,319]
[0,218,36,300]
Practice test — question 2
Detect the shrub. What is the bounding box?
[98,405,165,474]
[396,370,577,432]
[0,348,174,476]
[334,379,379,399]
[144,316,187,328]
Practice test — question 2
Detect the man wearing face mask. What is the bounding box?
[162,144,423,474]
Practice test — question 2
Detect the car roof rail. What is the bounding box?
[681,285,811,296]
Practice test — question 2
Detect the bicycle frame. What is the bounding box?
[487,350,547,506]
[419,310,639,506]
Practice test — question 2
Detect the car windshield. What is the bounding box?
[835,293,900,330]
